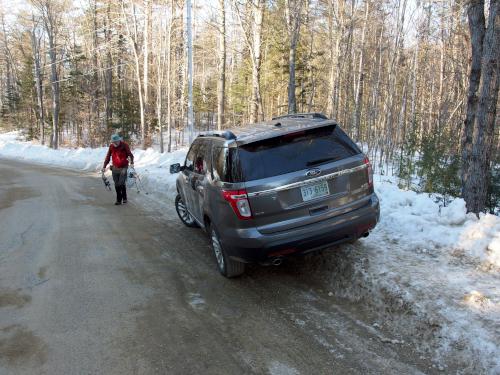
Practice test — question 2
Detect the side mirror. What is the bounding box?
[170,163,182,174]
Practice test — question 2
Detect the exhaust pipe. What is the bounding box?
[362,232,370,238]
[271,257,283,266]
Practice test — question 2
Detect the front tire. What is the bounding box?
[209,224,245,278]
[175,194,199,228]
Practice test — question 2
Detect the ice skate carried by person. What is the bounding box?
[102,134,134,205]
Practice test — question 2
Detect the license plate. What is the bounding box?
[300,180,330,202]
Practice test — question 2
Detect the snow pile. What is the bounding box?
[376,177,500,268]
[460,214,500,267]
[122,147,188,200]
[1,130,499,372]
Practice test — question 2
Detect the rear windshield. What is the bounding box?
[237,125,360,181]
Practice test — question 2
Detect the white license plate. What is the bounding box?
[300,180,330,202]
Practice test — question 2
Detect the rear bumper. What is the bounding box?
[220,194,380,263]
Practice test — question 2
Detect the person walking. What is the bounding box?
[102,134,134,205]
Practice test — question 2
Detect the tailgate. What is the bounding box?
[238,125,372,234]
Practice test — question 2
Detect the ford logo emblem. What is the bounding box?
[306,168,321,177]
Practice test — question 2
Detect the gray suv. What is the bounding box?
[170,113,379,277]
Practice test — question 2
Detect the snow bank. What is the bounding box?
[376,177,500,268]
[1,131,499,372]
[0,131,187,201]
[366,176,499,373]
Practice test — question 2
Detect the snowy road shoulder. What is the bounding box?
[0,131,187,202]
[1,131,498,373]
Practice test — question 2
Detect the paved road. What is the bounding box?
[0,159,430,375]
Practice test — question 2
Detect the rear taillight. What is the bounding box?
[364,156,373,188]
[222,189,253,220]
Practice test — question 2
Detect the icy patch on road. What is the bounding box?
[187,293,206,310]
[268,361,300,375]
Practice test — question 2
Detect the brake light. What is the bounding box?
[282,130,305,139]
[364,156,373,188]
[222,189,253,220]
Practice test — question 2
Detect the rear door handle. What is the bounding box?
[189,176,197,190]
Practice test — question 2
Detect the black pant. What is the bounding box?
[112,167,128,202]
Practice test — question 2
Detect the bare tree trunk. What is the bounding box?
[143,0,151,133]
[331,0,346,121]
[37,0,60,149]
[48,35,59,148]
[122,1,146,148]
[156,19,164,154]
[341,0,354,132]
[187,0,195,142]
[286,0,302,114]
[409,41,419,132]
[367,25,384,156]
[166,0,175,152]
[353,0,369,141]
[1,13,15,112]
[305,2,315,112]
[217,0,226,129]
[381,0,407,158]
[462,0,485,199]
[31,16,45,145]
[463,0,500,213]
[251,0,264,122]
[90,0,99,145]
[326,0,335,117]
[436,13,446,136]
[233,0,264,123]
[104,0,113,129]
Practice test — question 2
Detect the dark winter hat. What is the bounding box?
[111,134,122,142]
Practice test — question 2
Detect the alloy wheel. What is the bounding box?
[176,196,195,225]
[211,229,225,272]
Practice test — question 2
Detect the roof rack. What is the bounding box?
[271,112,329,121]
[197,130,237,140]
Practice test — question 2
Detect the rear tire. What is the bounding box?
[175,194,199,228]
[209,224,245,278]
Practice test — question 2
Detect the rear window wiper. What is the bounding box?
[306,157,337,166]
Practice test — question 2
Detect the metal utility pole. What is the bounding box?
[186,0,194,143]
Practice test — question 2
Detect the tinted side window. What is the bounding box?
[193,139,212,174]
[213,147,243,183]
[213,147,227,181]
[185,141,200,172]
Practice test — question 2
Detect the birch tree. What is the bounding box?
[30,15,45,145]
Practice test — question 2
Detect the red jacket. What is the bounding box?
[103,141,134,168]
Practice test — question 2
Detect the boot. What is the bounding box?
[122,186,128,203]
[115,185,123,204]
